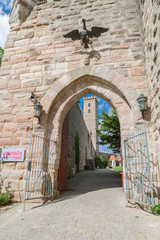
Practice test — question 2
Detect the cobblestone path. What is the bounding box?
[0,169,160,240]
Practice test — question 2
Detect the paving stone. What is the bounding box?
[0,169,160,240]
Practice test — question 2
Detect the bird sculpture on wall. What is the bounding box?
[63,19,109,49]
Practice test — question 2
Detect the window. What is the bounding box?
[88,103,90,107]
[88,109,90,113]
[90,132,92,137]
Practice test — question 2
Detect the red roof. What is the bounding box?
[109,155,120,162]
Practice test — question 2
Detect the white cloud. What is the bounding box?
[107,106,113,116]
[98,118,102,123]
[99,102,105,111]
[0,0,13,49]
[0,0,13,9]
[0,7,10,48]
[99,145,113,154]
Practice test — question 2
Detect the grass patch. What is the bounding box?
[152,204,160,215]
[112,166,122,172]
[0,193,13,206]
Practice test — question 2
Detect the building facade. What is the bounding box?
[83,96,99,154]
[0,0,159,204]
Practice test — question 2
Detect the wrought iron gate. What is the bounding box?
[124,124,154,207]
[24,129,56,209]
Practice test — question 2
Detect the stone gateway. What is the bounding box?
[0,0,159,205]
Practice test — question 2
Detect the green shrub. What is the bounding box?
[152,204,160,215]
[0,193,13,206]
[95,156,109,168]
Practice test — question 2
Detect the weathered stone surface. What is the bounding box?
[0,0,159,203]
[13,191,24,202]
[14,39,30,47]
[130,66,145,76]
[0,139,20,146]
[10,171,24,180]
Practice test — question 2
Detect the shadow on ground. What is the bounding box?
[33,169,122,209]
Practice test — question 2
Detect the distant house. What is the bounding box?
[109,155,121,168]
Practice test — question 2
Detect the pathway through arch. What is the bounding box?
[0,169,160,240]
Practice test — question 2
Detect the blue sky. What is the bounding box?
[0,0,12,48]
[0,1,113,154]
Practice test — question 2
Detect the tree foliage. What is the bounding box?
[97,109,120,154]
[95,155,109,168]
[0,47,4,67]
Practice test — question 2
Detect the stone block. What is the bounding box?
[20,73,34,80]
[0,139,20,146]
[30,65,42,73]
[43,77,57,85]
[4,123,17,132]
[3,163,16,171]
[16,162,26,170]
[21,78,42,87]
[16,114,33,123]
[8,81,20,89]
[130,66,145,76]
[0,171,12,180]
[19,180,25,191]
[104,69,117,82]
[12,62,28,69]
[56,62,68,70]
[0,123,4,131]
[10,170,24,180]
[13,191,24,202]
[14,39,30,47]
[3,178,12,190]
[11,180,19,191]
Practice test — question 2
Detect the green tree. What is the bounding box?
[97,109,120,154]
[0,47,4,67]
[95,156,109,168]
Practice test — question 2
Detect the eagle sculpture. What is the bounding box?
[63,19,109,49]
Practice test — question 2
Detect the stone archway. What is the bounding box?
[40,65,142,196]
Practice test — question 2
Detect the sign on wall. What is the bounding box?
[1,149,25,162]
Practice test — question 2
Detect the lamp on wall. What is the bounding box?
[137,94,148,117]
[34,102,43,123]
[29,92,43,124]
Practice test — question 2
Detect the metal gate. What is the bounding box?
[24,129,56,209]
[124,124,154,207]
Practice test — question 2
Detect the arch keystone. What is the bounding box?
[69,66,92,80]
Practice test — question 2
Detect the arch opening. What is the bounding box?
[40,68,141,197]
[57,93,122,192]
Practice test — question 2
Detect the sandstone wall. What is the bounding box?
[67,103,95,177]
[137,0,160,203]
[0,0,155,200]
[0,0,146,157]
[0,102,95,200]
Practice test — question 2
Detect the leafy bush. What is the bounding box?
[0,47,4,67]
[152,204,160,215]
[95,156,109,168]
[0,193,13,206]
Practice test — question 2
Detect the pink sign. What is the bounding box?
[1,149,25,162]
